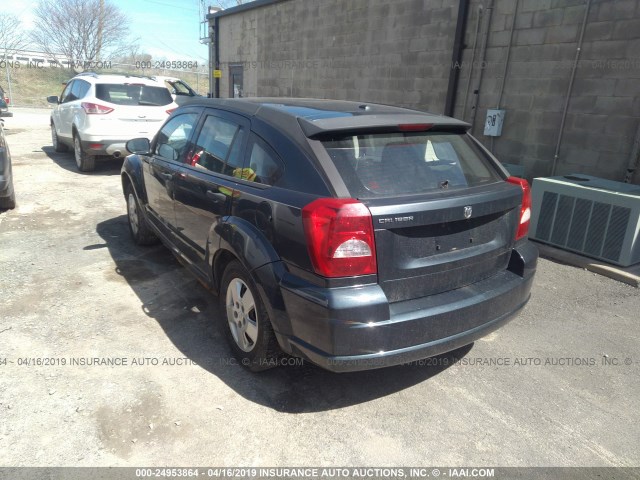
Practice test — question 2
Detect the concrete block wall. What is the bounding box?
[215,0,640,183]
[220,0,462,111]
[458,0,640,181]
[218,8,259,98]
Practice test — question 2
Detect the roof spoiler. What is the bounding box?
[298,114,471,139]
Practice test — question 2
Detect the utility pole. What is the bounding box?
[4,46,12,106]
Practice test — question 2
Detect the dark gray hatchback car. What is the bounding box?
[121,98,537,372]
[0,118,16,210]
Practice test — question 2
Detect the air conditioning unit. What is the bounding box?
[530,174,640,267]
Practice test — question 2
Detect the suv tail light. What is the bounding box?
[507,176,531,241]
[81,102,113,115]
[302,198,377,278]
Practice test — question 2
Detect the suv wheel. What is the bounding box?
[220,261,281,371]
[125,183,158,245]
[74,134,95,172]
[51,123,67,153]
[0,180,16,210]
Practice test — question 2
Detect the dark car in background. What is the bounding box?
[0,85,12,118]
[0,118,16,209]
[121,98,538,372]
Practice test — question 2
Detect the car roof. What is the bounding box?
[179,97,470,138]
[152,76,181,82]
[71,73,164,86]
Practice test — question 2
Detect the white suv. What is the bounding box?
[47,73,177,171]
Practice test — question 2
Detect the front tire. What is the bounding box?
[51,123,67,153]
[74,134,95,172]
[125,183,158,245]
[220,261,281,371]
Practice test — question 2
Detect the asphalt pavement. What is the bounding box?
[1,108,639,469]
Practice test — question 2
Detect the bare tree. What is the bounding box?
[30,0,134,67]
[0,13,29,56]
[114,45,153,67]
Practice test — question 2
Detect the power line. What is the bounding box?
[137,0,199,12]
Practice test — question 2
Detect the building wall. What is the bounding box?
[218,7,259,98]
[214,0,640,183]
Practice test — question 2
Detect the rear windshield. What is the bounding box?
[95,84,172,106]
[321,132,502,198]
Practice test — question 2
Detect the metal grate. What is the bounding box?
[584,202,611,258]
[550,194,574,245]
[536,192,557,242]
[602,206,631,262]
[566,198,592,251]
[536,194,631,263]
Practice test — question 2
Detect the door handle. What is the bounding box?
[159,172,174,181]
[206,190,226,204]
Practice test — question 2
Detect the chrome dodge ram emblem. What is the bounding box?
[464,206,473,219]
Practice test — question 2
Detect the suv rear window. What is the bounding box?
[321,132,502,198]
[95,84,172,106]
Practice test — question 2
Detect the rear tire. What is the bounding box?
[0,182,16,210]
[51,123,67,153]
[74,134,95,172]
[125,183,158,245]
[220,260,281,371]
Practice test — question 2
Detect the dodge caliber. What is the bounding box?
[121,98,538,372]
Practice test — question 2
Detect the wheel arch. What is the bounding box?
[211,217,292,341]
[121,155,148,204]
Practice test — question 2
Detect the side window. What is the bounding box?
[60,81,75,103]
[247,134,284,186]
[189,115,242,175]
[154,113,198,162]
[170,81,193,96]
[71,79,90,100]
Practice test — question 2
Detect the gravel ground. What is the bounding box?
[0,108,639,468]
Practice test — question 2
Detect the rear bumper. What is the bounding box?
[80,138,130,157]
[276,241,538,372]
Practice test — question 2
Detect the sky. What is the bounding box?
[0,0,242,63]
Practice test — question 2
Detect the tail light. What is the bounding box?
[166,108,176,115]
[302,198,377,277]
[81,102,113,115]
[4,96,9,104]
[507,176,531,241]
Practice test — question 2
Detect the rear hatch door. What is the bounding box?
[319,128,521,301]
[94,83,174,138]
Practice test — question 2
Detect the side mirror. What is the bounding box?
[47,95,59,105]
[126,138,151,155]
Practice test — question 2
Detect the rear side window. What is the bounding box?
[247,135,284,186]
[321,132,501,198]
[166,80,194,96]
[95,84,172,106]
